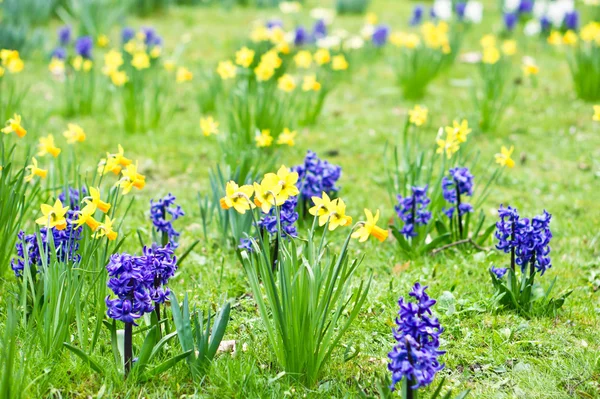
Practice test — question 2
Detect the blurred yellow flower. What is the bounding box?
[63,123,86,144]
[547,31,562,45]
[200,116,219,136]
[255,62,275,81]
[436,128,460,159]
[36,199,69,230]
[277,74,296,92]
[72,56,92,72]
[1,50,24,73]
[331,54,348,71]
[445,119,471,143]
[593,105,600,121]
[563,30,578,46]
[24,157,47,183]
[495,145,515,168]
[131,52,150,70]
[235,46,255,68]
[277,128,296,146]
[2,114,27,138]
[366,12,378,25]
[48,57,65,75]
[352,209,389,242]
[250,25,270,42]
[37,135,61,158]
[294,50,312,68]
[255,129,273,147]
[314,48,331,65]
[261,50,282,69]
[217,60,237,80]
[482,46,500,64]
[102,50,124,75]
[302,74,321,92]
[164,60,176,72]
[110,70,128,86]
[220,181,255,214]
[0,66,4,77]
[97,34,110,48]
[150,46,161,58]
[176,66,193,83]
[480,34,496,48]
[409,105,428,126]
[501,40,517,56]
[522,60,539,76]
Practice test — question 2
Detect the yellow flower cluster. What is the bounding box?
[549,22,600,47]
[0,49,24,76]
[98,145,146,195]
[480,35,515,65]
[495,145,515,168]
[421,22,451,54]
[254,128,297,148]
[220,166,299,214]
[103,50,128,86]
[436,119,471,159]
[409,105,428,127]
[2,113,27,138]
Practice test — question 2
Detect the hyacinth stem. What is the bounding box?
[454,181,463,239]
[529,250,536,279]
[154,276,162,338]
[124,321,133,377]
[411,192,417,239]
[510,223,516,273]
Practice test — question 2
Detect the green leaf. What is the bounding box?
[133,326,157,374]
[206,301,231,360]
[63,343,105,376]
[140,350,194,381]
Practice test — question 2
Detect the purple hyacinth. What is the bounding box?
[52,47,67,60]
[266,19,283,29]
[455,2,467,19]
[312,19,327,40]
[150,193,184,248]
[292,151,342,202]
[410,5,425,26]
[518,0,533,14]
[58,25,72,46]
[238,238,253,252]
[494,205,553,275]
[294,26,309,46]
[563,11,579,31]
[122,27,136,43]
[490,266,508,279]
[504,12,518,31]
[441,167,474,219]
[372,25,390,47]
[134,244,178,304]
[258,196,299,237]
[74,36,93,59]
[395,186,432,238]
[540,16,552,32]
[142,27,162,47]
[388,283,445,391]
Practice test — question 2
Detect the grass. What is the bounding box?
[1,0,600,398]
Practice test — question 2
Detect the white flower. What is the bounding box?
[344,36,365,50]
[464,1,483,23]
[310,8,336,25]
[533,0,548,18]
[524,20,542,36]
[279,1,301,14]
[317,35,341,49]
[504,0,520,12]
[333,28,350,39]
[433,0,452,20]
[360,24,375,39]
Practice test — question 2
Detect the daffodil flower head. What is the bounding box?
[235,46,255,68]
[117,162,146,194]
[409,105,428,126]
[200,116,219,136]
[331,54,348,71]
[277,128,297,146]
[327,198,353,231]
[37,134,61,158]
[72,204,101,230]
[495,145,515,168]
[594,105,600,122]
[436,127,460,159]
[36,199,69,230]
[276,165,299,199]
[313,48,331,65]
[176,66,193,83]
[352,209,389,242]
[294,50,312,68]
[63,123,86,144]
[94,215,118,240]
[24,157,47,183]
[220,181,255,214]
[445,119,471,143]
[253,173,284,213]
[309,192,335,226]
[255,129,273,147]
[302,74,321,92]
[84,187,111,213]
[277,74,296,92]
[2,113,27,138]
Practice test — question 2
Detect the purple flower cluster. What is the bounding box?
[58,25,72,46]
[105,244,177,324]
[74,36,93,59]
[442,167,474,219]
[388,283,445,391]
[495,205,553,275]
[293,19,328,46]
[395,186,432,238]
[563,11,579,30]
[293,151,341,202]
[504,12,518,31]
[141,27,163,47]
[259,196,299,237]
[372,25,390,47]
[11,188,85,278]
[150,194,184,248]
[490,265,508,279]
[122,27,136,43]
[410,5,425,26]
[455,2,467,20]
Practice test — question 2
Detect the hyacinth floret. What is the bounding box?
[442,167,474,218]
[150,193,184,248]
[135,243,178,304]
[258,196,299,237]
[74,36,94,59]
[293,151,341,201]
[388,283,445,391]
[395,186,432,238]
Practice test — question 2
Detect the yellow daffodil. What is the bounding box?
[480,34,496,48]
[331,54,348,71]
[255,62,275,81]
[495,145,515,168]
[37,135,61,158]
[24,157,47,183]
[294,50,312,69]
[275,165,299,199]
[110,70,128,87]
[482,46,500,64]
[436,128,460,159]
[102,50,124,75]
[150,46,161,58]
[390,32,406,47]
[352,209,389,242]
[581,22,600,42]
[0,66,4,77]
[594,105,600,121]
[35,199,69,230]
[314,48,331,65]
[220,181,255,214]
[261,50,282,69]
[94,215,118,240]
[72,56,93,72]
[176,66,193,83]
[445,119,471,143]
[522,61,539,76]
[409,105,428,126]
[563,30,578,46]
[117,162,146,194]
[200,116,219,136]
[63,123,86,144]
[48,57,65,75]
[97,34,109,48]
[366,12,378,25]
[72,206,101,231]
[131,52,150,70]
[501,40,517,56]
[253,173,284,213]
[327,198,353,231]
[255,129,273,147]
[164,60,176,72]
[2,114,27,137]
[84,187,111,213]
[309,192,336,225]
[302,74,321,92]
[235,46,255,68]
[421,22,450,53]
[547,30,562,46]
[279,1,301,14]
[98,145,132,175]
[277,74,296,92]
[1,50,24,74]
[277,128,296,146]
[250,25,270,43]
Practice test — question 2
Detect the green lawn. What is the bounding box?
[1,0,600,398]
